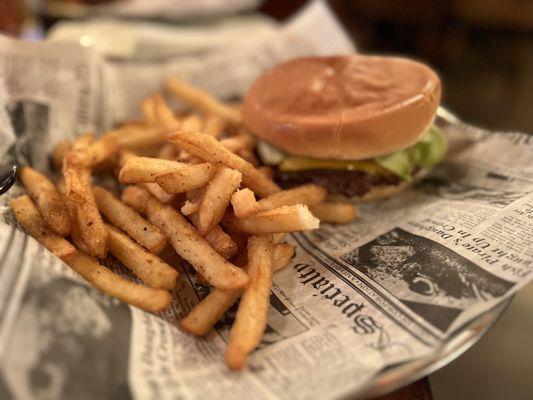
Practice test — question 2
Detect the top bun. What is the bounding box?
[243,55,441,160]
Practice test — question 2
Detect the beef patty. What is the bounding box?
[274,169,401,197]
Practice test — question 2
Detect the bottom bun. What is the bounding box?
[358,180,412,202]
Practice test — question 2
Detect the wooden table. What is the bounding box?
[374,378,433,400]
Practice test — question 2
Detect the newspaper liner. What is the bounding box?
[0,2,532,399]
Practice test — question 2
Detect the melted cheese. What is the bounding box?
[279,156,391,175]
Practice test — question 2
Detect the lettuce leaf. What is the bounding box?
[375,125,447,181]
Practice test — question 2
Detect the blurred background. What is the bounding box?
[1,1,532,398]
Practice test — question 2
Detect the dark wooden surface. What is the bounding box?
[373,378,433,400]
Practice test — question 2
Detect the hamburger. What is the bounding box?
[242,55,446,201]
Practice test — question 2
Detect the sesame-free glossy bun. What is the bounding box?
[243,55,441,160]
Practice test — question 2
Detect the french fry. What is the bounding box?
[181,289,241,335]
[181,200,200,216]
[309,201,357,224]
[68,206,93,255]
[220,136,255,153]
[153,93,180,129]
[118,149,136,168]
[236,148,260,166]
[186,187,205,202]
[93,186,167,253]
[168,130,280,198]
[231,188,259,218]
[72,133,94,150]
[119,157,185,183]
[121,186,248,290]
[63,139,108,258]
[140,96,158,124]
[106,224,178,290]
[67,250,172,312]
[52,139,72,171]
[10,195,76,261]
[154,163,216,193]
[18,166,71,236]
[157,142,178,160]
[132,182,239,267]
[187,213,238,259]
[180,114,203,133]
[79,137,119,167]
[141,183,175,204]
[119,156,213,185]
[258,166,273,180]
[203,114,225,138]
[180,242,294,336]
[272,233,286,244]
[223,205,319,234]
[272,243,295,271]
[197,167,242,235]
[104,125,167,151]
[56,178,92,254]
[204,226,238,259]
[257,184,327,211]
[121,186,149,214]
[166,77,242,125]
[225,235,273,370]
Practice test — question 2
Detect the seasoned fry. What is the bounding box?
[52,139,72,171]
[180,114,203,132]
[119,157,185,183]
[258,166,273,179]
[121,186,149,214]
[10,195,76,261]
[154,163,216,193]
[180,242,294,336]
[272,232,286,244]
[223,205,319,234]
[79,137,119,167]
[257,184,327,211]
[197,167,242,235]
[153,93,180,129]
[93,186,167,253]
[157,142,178,160]
[118,149,136,168]
[56,178,92,254]
[72,133,94,150]
[181,289,241,335]
[220,136,255,153]
[168,130,279,198]
[166,77,242,125]
[203,114,225,138]
[181,200,200,216]
[225,235,273,370]
[187,213,238,259]
[236,148,260,166]
[121,186,248,290]
[68,206,93,255]
[140,96,158,124]
[204,226,238,259]
[67,251,172,312]
[272,243,295,271]
[119,156,212,185]
[63,139,108,258]
[104,125,167,151]
[141,183,175,204]
[231,188,259,218]
[19,166,71,236]
[309,201,357,224]
[106,224,178,290]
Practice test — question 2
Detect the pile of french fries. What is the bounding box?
[10,77,356,370]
